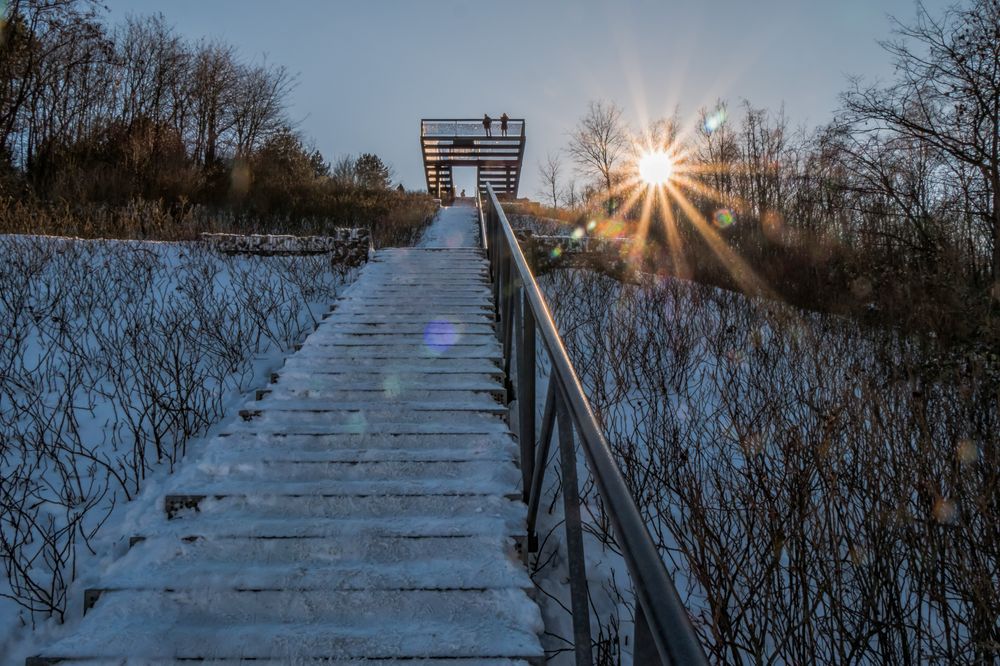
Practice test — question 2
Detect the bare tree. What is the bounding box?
[189,41,237,166]
[843,0,1000,296]
[537,151,561,208]
[738,101,789,217]
[0,0,105,168]
[693,101,739,206]
[567,100,630,214]
[331,154,358,188]
[562,180,579,210]
[231,60,293,158]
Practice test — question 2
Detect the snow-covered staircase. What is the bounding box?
[28,207,544,664]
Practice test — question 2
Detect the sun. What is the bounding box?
[582,123,774,300]
[638,150,675,186]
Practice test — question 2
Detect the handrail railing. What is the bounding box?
[421,118,526,137]
[477,184,708,666]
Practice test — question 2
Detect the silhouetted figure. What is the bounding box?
[460,188,466,197]
[500,113,510,136]
[483,114,492,137]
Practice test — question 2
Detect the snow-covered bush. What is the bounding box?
[536,269,998,664]
[0,237,350,625]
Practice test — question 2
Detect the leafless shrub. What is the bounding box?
[536,267,999,664]
[0,236,348,625]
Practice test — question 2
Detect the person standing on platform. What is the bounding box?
[483,113,493,137]
[500,113,510,136]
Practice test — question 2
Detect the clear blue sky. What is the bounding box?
[104,0,944,197]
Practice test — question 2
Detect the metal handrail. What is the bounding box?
[477,184,708,666]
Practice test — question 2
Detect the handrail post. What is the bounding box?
[477,189,488,253]
[492,196,515,402]
[492,208,503,331]
[501,262,516,402]
[517,287,536,504]
[557,383,594,666]
[525,379,555,552]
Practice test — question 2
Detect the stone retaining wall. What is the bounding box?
[200,230,371,267]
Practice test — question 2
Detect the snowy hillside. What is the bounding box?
[0,236,354,657]
[533,267,996,664]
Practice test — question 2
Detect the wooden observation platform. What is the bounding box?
[420,118,526,200]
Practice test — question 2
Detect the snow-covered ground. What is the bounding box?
[529,266,996,664]
[3,210,991,663]
[418,200,480,248]
[0,236,354,660]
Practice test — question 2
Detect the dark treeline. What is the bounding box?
[0,0,434,244]
[536,0,1000,346]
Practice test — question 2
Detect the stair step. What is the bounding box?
[326,313,495,320]
[302,342,500,353]
[160,492,525,529]
[172,459,521,496]
[325,323,495,333]
[336,299,491,307]
[243,398,506,414]
[213,432,518,453]
[267,375,503,392]
[223,411,509,436]
[331,309,495,318]
[150,516,524,540]
[222,424,511,437]
[360,277,489,283]
[25,657,540,666]
[293,348,503,361]
[307,332,499,345]
[259,386,504,401]
[196,448,515,464]
[35,589,542,661]
[281,357,501,369]
[339,292,491,299]
[92,534,530,591]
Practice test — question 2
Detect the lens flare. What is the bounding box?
[957,439,978,465]
[346,412,368,434]
[571,228,585,240]
[932,497,957,525]
[586,220,597,232]
[382,375,403,398]
[638,150,675,185]
[714,209,734,228]
[704,107,728,134]
[550,246,563,259]
[423,320,459,353]
[230,160,251,198]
